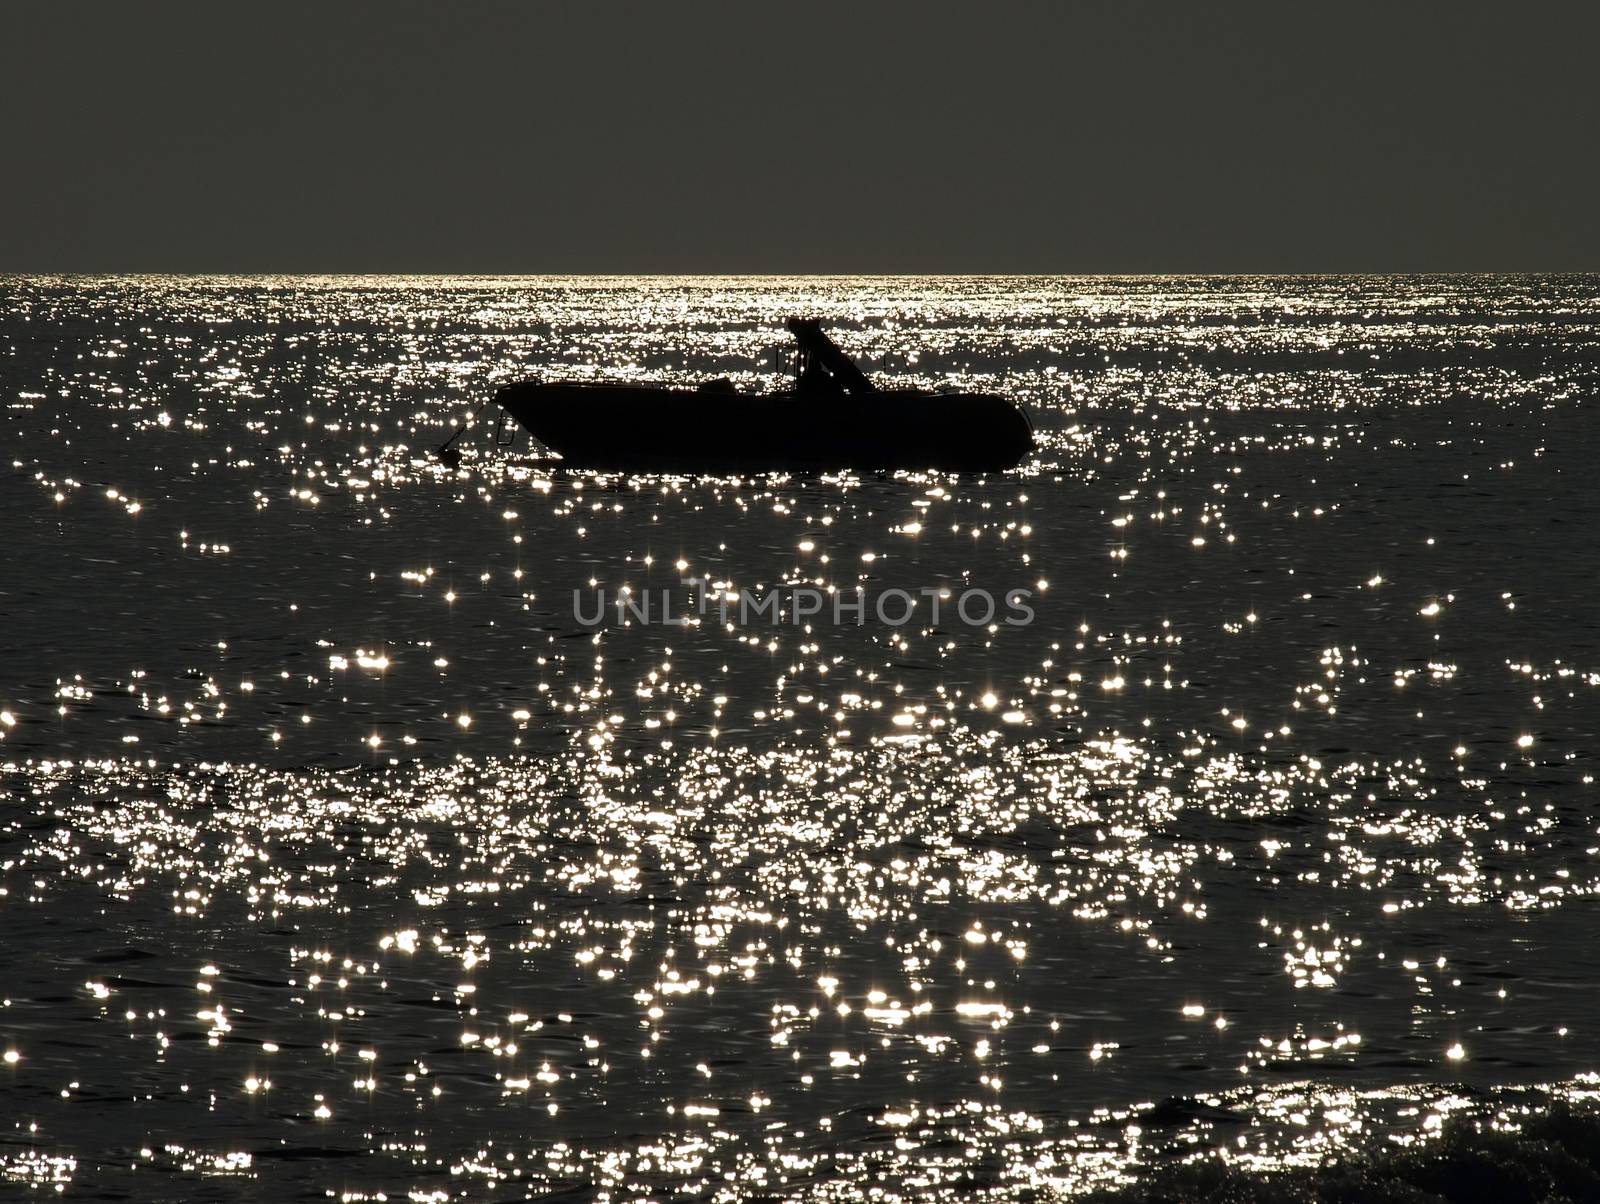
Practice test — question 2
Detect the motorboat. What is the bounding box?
[440,318,1034,473]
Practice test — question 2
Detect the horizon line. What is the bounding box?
[4,269,1599,280]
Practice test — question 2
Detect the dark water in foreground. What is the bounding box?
[3,275,1600,1199]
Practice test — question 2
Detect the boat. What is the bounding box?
[448,319,1033,473]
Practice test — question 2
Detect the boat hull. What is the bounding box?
[494,382,1034,472]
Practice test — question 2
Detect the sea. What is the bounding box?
[2,274,1599,1200]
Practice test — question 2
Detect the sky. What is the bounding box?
[3,1,1597,273]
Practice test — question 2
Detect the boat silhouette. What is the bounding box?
[458,319,1033,473]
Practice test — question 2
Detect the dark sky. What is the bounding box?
[4,1,1597,273]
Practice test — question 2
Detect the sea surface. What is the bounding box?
[2,274,1599,1200]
